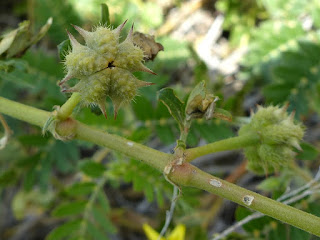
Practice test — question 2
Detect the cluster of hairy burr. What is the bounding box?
[239,105,304,175]
[59,20,155,119]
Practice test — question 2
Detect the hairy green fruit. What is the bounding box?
[59,21,155,118]
[239,105,304,175]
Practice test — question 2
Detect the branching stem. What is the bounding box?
[1,96,320,237]
[57,93,81,120]
[185,132,260,161]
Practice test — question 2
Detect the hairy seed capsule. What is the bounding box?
[64,48,107,77]
[239,105,304,175]
[60,21,156,119]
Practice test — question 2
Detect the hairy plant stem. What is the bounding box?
[179,120,191,144]
[0,97,51,126]
[57,93,81,120]
[0,96,172,171]
[76,121,171,171]
[1,96,320,237]
[168,162,320,237]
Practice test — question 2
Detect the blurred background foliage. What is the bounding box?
[0,0,319,239]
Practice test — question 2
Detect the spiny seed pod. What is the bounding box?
[239,105,304,175]
[60,21,156,118]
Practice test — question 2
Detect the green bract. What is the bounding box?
[60,21,155,118]
[239,106,304,175]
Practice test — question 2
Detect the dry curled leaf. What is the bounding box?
[133,32,164,61]
[185,81,232,121]
[0,18,52,59]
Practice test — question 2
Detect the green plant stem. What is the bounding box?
[76,122,171,171]
[0,96,172,172]
[179,120,191,143]
[168,162,320,237]
[1,96,320,237]
[185,132,260,161]
[57,93,81,120]
[0,96,51,127]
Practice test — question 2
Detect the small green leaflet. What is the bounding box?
[92,206,116,233]
[45,219,82,240]
[57,39,71,61]
[257,176,282,191]
[296,142,319,161]
[52,201,87,217]
[66,182,96,196]
[158,88,185,131]
[132,95,154,120]
[79,160,106,178]
[0,169,17,187]
[101,3,110,26]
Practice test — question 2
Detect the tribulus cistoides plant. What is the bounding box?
[1,3,320,239]
[59,21,155,119]
[239,105,304,174]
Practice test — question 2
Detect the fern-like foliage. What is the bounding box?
[106,156,202,224]
[107,158,172,207]
[46,153,204,240]
[240,0,320,76]
[242,20,305,72]
[0,48,80,192]
[261,0,320,26]
[47,171,115,240]
[0,49,65,109]
[263,40,320,116]
[215,0,267,46]
[0,135,79,192]
[238,0,320,117]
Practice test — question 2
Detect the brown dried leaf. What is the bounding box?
[133,32,164,61]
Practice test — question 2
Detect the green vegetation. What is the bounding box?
[0,1,320,240]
